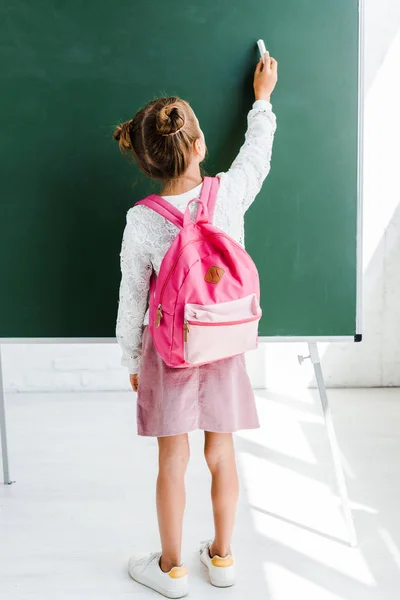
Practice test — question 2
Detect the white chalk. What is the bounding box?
[257,39,267,61]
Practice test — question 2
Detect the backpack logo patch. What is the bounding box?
[205,266,225,284]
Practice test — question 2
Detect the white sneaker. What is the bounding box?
[128,552,188,598]
[199,540,236,587]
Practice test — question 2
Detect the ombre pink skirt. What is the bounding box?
[137,327,260,437]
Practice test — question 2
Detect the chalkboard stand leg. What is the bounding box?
[0,345,13,485]
[307,342,357,548]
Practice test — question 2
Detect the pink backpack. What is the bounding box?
[136,176,262,368]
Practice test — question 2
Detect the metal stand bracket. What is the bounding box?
[0,345,13,484]
[299,342,357,547]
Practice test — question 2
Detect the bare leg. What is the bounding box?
[204,432,239,558]
[157,434,190,572]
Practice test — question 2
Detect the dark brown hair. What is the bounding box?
[113,97,202,182]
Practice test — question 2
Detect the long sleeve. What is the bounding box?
[115,207,152,375]
[218,99,277,215]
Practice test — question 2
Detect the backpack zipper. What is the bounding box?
[186,315,260,327]
[155,304,163,328]
[183,320,189,342]
[155,233,246,327]
[183,315,260,342]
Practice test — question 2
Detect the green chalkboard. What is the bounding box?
[0,0,359,339]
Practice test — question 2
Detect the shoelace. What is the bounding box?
[199,540,234,559]
[199,539,212,555]
[135,552,161,569]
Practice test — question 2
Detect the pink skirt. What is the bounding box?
[137,327,260,437]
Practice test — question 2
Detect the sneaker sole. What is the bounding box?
[209,576,236,588]
[128,568,189,599]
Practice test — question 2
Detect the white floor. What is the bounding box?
[1,388,400,599]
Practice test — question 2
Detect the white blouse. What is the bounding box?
[116,99,277,374]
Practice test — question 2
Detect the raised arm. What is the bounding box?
[116,207,152,376]
[219,52,278,213]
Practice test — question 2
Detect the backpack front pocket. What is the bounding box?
[184,294,261,365]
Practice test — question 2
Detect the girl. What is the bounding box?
[114,52,277,598]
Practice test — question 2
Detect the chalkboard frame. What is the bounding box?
[0,0,364,346]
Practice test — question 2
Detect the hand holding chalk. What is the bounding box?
[253,40,278,102]
[257,39,267,61]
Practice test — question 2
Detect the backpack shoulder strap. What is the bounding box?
[199,176,220,223]
[135,195,184,229]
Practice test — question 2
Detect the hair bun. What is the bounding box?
[113,121,132,150]
[156,103,186,136]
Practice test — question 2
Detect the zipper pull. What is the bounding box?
[183,320,189,342]
[155,305,163,328]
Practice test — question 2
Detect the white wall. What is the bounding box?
[2,0,400,392]
[318,0,400,387]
